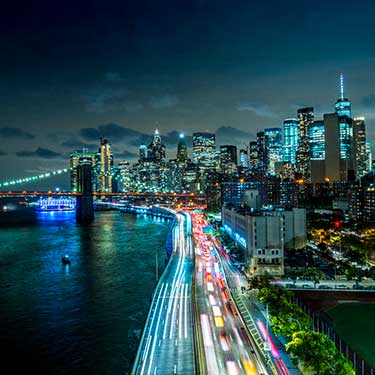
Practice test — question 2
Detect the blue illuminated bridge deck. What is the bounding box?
[131,211,195,375]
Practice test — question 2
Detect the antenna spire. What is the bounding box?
[340,73,344,99]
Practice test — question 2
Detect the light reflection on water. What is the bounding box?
[0,210,171,375]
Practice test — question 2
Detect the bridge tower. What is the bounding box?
[75,157,94,224]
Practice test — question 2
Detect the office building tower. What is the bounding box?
[324,113,354,181]
[308,120,325,182]
[249,141,259,174]
[177,133,188,163]
[220,145,237,165]
[148,129,166,164]
[353,117,367,178]
[283,118,298,164]
[70,148,97,192]
[256,131,268,176]
[335,73,351,118]
[97,138,113,193]
[366,141,372,174]
[296,107,314,179]
[192,132,216,171]
[239,148,249,169]
[139,145,149,162]
[264,128,282,175]
[220,145,238,175]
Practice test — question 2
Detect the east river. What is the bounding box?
[0,210,171,375]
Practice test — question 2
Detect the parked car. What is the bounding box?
[318,284,332,289]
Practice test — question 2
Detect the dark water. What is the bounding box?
[0,210,171,375]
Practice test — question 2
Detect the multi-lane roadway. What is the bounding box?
[192,211,269,375]
[132,211,195,375]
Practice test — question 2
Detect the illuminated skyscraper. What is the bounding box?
[264,128,282,175]
[97,138,113,192]
[283,118,298,164]
[366,141,372,174]
[148,129,166,164]
[239,148,249,169]
[249,141,258,174]
[353,117,368,178]
[335,73,351,117]
[192,132,216,170]
[308,120,325,183]
[177,133,188,163]
[220,145,238,174]
[308,121,325,160]
[70,148,96,192]
[256,131,268,176]
[296,107,314,179]
[139,145,149,162]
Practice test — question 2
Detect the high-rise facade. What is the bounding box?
[296,107,314,179]
[283,118,298,164]
[256,131,268,176]
[97,138,113,193]
[177,133,188,163]
[239,148,249,170]
[335,73,352,117]
[353,117,367,178]
[249,141,258,174]
[220,145,238,174]
[70,148,96,192]
[192,132,216,171]
[308,121,325,160]
[308,120,325,183]
[148,129,166,164]
[264,128,282,175]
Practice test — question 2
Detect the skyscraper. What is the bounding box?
[219,145,238,174]
[177,133,188,163]
[256,131,268,176]
[70,148,96,192]
[249,141,258,174]
[283,118,298,164]
[335,73,351,117]
[353,117,367,178]
[192,132,216,171]
[239,148,249,170]
[308,121,325,160]
[97,138,113,193]
[296,107,314,179]
[148,129,166,164]
[308,120,325,183]
[264,128,282,175]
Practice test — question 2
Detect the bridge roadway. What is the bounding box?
[132,211,195,375]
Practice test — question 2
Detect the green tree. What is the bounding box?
[286,331,355,375]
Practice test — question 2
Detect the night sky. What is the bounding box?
[1,0,375,185]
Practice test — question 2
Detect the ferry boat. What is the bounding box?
[35,197,76,212]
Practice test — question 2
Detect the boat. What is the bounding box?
[61,255,71,265]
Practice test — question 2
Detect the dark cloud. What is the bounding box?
[162,131,193,147]
[0,150,7,156]
[80,123,144,141]
[149,95,179,109]
[61,139,98,151]
[0,127,35,140]
[115,150,139,160]
[237,102,274,118]
[16,147,63,159]
[104,72,124,82]
[81,87,129,113]
[362,94,375,108]
[216,126,254,140]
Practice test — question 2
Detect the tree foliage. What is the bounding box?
[286,331,355,375]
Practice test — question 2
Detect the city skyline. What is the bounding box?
[2,0,375,178]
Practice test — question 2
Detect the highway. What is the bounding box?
[192,211,269,375]
[132,211,195,375]
[211,234,297,375]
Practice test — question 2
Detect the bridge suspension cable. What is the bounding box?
[0,168,71,188]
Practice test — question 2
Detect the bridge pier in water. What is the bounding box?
[75,159,94,224]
